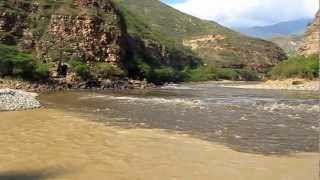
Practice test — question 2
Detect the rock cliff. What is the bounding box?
[0,0,200,81]
[299,11,320,56]
[1,0,126,67]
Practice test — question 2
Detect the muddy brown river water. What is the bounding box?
[0,82,319,179]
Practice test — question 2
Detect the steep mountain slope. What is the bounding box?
[0,0,201,83]
[114,0,286,69]
[0,0,287,85]
[298,11,320,56]
[236,18,311,39]
[0,0,126,66]
[269,35,302,56]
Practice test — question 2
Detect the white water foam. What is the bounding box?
[80,94,205,108]
[257,103,320,113]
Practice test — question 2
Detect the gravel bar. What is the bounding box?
[0,89,41,111]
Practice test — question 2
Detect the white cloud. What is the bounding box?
[170,0,319,27]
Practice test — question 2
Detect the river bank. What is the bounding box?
[0,108,317,180]
[1,77,319,94]
[221,79,319,91]
[0,78,155,93]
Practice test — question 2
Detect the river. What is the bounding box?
[0,82,319,179]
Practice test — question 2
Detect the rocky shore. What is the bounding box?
[0,89,41,111]
[0,78,156,93]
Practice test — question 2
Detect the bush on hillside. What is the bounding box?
[236,69,260,81]
[181,65,260,82]
[0,44,40,79]
[68,59,90,79]
[152,67,177,82]
[269,55,319,79]
[96,63,125,78]
[186,66,219,81]
[34,63,49,79]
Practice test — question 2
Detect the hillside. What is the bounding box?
[114,0,286,69]
[0,0,202,84]
[236,18,311,39]
[269,35,302,56]
[0,0,287,86]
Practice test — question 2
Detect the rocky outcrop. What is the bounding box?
[183,34,225,50]
[0,11,23,44]
[37,14,123,65]
[0,0,126,67]
[35,0,126,67]
[0,0,38,44]
[299,11,320,56]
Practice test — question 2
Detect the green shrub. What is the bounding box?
[152,67,177,82]
[68,59,90,79]
[236,69,260,81]
[35,63,49,79]
[74,64,89,78]
[0,59,13,77]
[68,59,83,68]
[137,62,152,78]
[0,44,35,78]
[269,55,319,79]
[181,65,260,82]
[186,66,219,81]
[96,63,125,78]
[11,59,35,78]
[216,68,240,80]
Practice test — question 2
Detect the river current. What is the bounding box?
[0,82,319,179]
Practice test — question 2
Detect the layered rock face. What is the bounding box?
[299,11,320,56]
[0,0,195,74]
[0,0,38,44]
[0,0,126,67]
[38,0,125,66]
[38,14,123,65]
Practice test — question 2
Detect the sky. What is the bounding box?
[161,0,319,27]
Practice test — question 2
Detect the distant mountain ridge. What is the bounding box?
[236,18,312,39]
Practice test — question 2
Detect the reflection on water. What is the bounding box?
[0,109,318,180]
[40,82,320,155]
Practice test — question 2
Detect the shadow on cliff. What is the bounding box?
[0,168,69,180]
